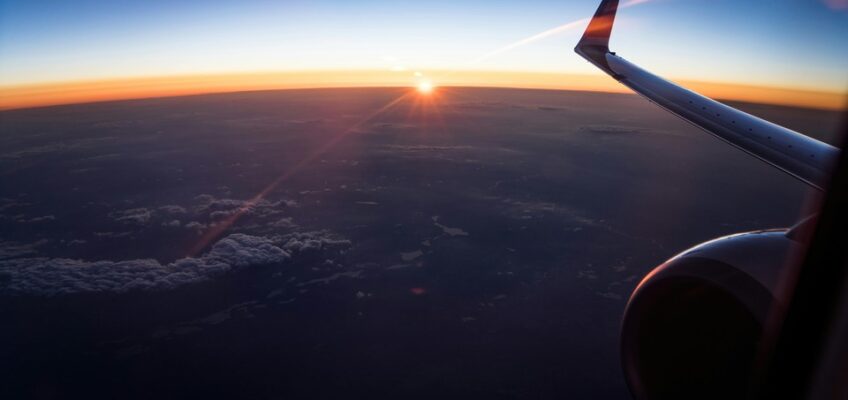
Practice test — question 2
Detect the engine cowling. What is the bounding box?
[620,226,808,399]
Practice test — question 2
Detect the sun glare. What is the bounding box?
[417,81,434,94]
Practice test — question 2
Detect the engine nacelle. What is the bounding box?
[621,226,808,399]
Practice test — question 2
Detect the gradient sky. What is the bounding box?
[1,0,847,106]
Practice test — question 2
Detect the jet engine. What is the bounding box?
[620,220,811,399]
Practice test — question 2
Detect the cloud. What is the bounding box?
[0,143,77,159]
[297,270,362,287]
[194,194,293,218]
[110,208,153,225]
[596,292,623,300]
[210,210,237,219]
[0,234,290,296]
[0,241,42,260]
[94,231,133,238]
[0,198,30,212]
[185,221,207,231]
[497,198,598,227]
[158,205,187,214]
[24,215,55,223]
[280,231,351,253]
[7,215,56,223]
[205,234,289,268]
[106,195,296,231]
[431,216,469,237]
[269,217,296,229]
[400,250,423,262]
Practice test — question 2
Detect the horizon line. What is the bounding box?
[1,70,845,112]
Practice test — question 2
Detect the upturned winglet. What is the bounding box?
[574,0,620,77]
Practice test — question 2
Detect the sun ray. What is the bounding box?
[187,90,414,256]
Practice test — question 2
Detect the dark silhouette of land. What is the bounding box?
[0,87,841,399]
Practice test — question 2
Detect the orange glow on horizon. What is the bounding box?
[417,81,434,94]
[0,69,844,111]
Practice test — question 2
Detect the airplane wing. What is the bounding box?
[575,0,839,190]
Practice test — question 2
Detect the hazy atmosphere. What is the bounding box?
[1,87,842,397]
[1,0,846,398]
[1,0,847,109]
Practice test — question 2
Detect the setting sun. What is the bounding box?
[417,81,434,94]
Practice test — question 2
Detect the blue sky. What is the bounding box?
[1,0,847,91]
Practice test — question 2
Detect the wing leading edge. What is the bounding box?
[575,0,839,190]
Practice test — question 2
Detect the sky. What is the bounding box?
[1,0,847,109]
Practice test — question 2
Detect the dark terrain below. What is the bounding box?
[0,87,842,399]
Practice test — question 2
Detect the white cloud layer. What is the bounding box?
[0,234,290,296]
[280,231,351,253]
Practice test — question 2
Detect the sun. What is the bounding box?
[417,81,434,94]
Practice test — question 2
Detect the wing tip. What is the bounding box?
[575,0,620,76]
[576,0,620,51]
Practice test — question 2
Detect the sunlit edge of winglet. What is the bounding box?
[573,0,839,191]
[574,0,621,78]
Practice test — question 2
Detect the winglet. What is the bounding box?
[575,0,620,77]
